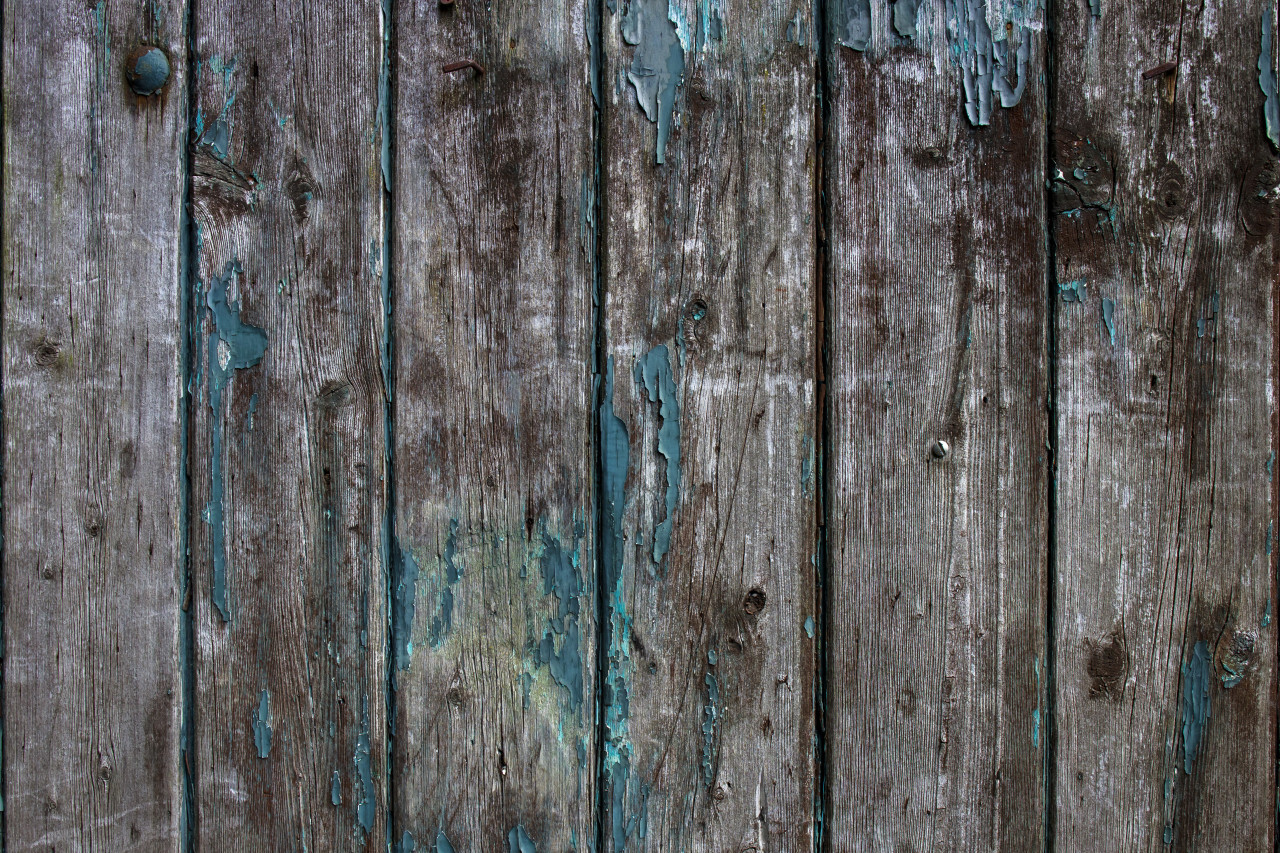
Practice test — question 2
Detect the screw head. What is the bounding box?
[930,439,951,459]
[126,47,170,96]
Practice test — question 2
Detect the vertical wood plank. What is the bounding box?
[1051,0,1278,847]
[389,1,596,848]
[2,2,188,848]
[599,1,818,847]
[188,0,388,847]
[825,1,1050,849]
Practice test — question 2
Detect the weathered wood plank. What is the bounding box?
[824,1,1050,849]
[389,1,596,848]
[599,1,819,847]
[1050,0,1278,848]
[2,3,188,849]
[187,1,388,847]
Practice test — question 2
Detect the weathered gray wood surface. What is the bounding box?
[389,0,597,848]
[824,0,1051,849]
[2,2,189,849]
[599,0,819,848]
[1050,0,1278,848]
[188,0,388,847]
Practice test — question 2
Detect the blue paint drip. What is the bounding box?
[354,694,375,833]
[1180,641,1211,774]
[633,346,681,568]
[331,770,342,805]
[1261,6,1279,148]
[620,0,686,164]
[893,0,922,38]
[1059,279,1087,303]
[508,825,538,853]
[393,545,420,669]
[537,530,584,709]
[204,260,268,622]
[1088,0,1101,17]
[252,689,272,758]
[1102,298,1117,345]
[945,0,1033,126]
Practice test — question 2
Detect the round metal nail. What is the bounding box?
[126,46,171,96]
[931,439,950,459]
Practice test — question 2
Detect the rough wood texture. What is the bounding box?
[824,1,1050,849]
[389,0,596,848]
[1051,0,1278,847]
[2,2,188,849]
[599,0,818,847]
[188,0,388,847]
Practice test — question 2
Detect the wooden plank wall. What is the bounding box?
[1,0,1276,851]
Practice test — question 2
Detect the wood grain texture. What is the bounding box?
[1050,0,1278,848]
[389,0,597,848]
[188,0,388,847]
[824,1,1050,849]
[2,2,188,849]
[599,0,818,848]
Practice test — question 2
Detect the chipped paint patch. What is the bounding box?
[1101,298,1116,345]
[393,544,420,670]
[537,528,586,710]
[835,0,872,51]
[893,0,922,38]
[1261,5,1279,148]
[252,689,272,758]
[508,825,537,853]
[1059,279,1087,303]
[945,0,1034,126]
[1180,641,1211,774]
[634,345,681,568]
[620,0,686,164]
[701,670,720,786]
[354,695,375,833]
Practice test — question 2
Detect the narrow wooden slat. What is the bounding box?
[1051,0,1278,847]
[188,0,388,847]
[2,1,188,849]
[825,1,1050,848]
[389,0,596,848]
[599,1,818,847]
[0,0,186,845]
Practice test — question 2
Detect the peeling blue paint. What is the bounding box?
[600,358,638,850]
[1033,656,1042,748]
[1059,279,1087,303]
[509,825,537,853]
[1101,298,1116,345]
[620,0,686,164]
[1267,520,1273,556]
[537,529,584,709]
[433,830,454,853]
[1264,599,1272,627]
[804,616,816,638]
[430,520,461,646]
[355,694,375,833]
[393,545,420,669]
[331,770,341,805]
[203,260,268,622]
[893,0,922,38]
[634,346,681,568]
[945,0,1033,126]
[399,831,415,853]
[252,689,272,758]
[1180,640,1211,774]
[1261,5,1279,148]
[835,0,872,50]
[1267,451,1274,479]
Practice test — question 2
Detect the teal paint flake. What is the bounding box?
[620,0,687,163]
[434,830,454,853]
[1260,5,1279,148]
[399,831,416,852]
[1102,298,1117,345]
[203,260,268,622]
[1267,450,1274,479]
[893,0,922,38]
[1180,641,1211,774]
[1264,599,1272,627]
[804,616,816,638]
[701,671,720,786]
[1059,279,1087,303]
[331,770,341,805]
[252,690,272,758]
[634,345,681,568]
[509,824,537,853]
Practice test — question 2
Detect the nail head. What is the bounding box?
[931,439,950,459]
[126,46,171,96]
